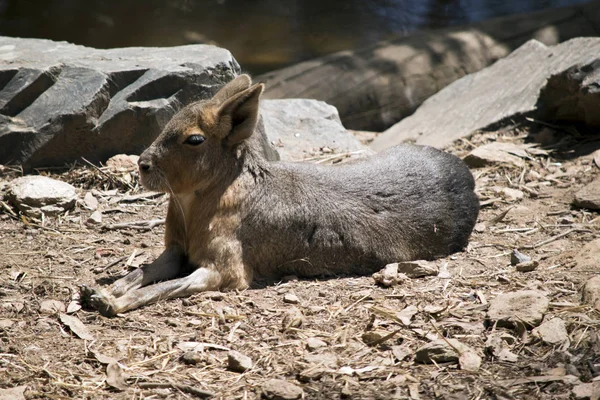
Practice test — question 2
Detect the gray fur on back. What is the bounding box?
[239,144,479,278]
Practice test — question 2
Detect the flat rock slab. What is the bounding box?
[573,178,600,210]
[0,37,240,168]
[372,37,600,151]
[262,379,303,400]
[463,142,529,168]
[260,99,369,161]
[487,290,549,328]
[8,175,77,217]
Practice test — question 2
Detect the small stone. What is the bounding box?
[532,318,570,347]
[262,379,303,400]
[510,249,531,265]
[415,339,474,364]
[572,381,600,400]
[516,260,539,272]
[86,210,102,225]
[8,176,77,218]
[39,299,66,314]
[298,367,325,382]
[582,276,600,312]
[306,337,327,351]
[282,307,303,331]
[304,352,339,369]
[106,154,140,171]
[0,319,14,329]
[474,222,487,233]
[395,260,438,278]
[181,351,202,365]
[459,351,482,372]
[498,187,524,202]
[574,239,600,272]
[573,178,600,210]
[227,350,253,372]
[83,191,99,210]
[283,293,300,304]
[463,142,527,168]
[487,290,549,328]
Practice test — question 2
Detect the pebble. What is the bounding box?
[572,381,600,400]
[415,339,473,364]
[8,176,77,218]
[86,210,102,225]
[372,263,405,287]
[532,318,570,347]
[582,276,600,311]
[304,352,339,369]
[227,350,253,372]
[516,260,539,272]
[487,290,549,328]
[283,293,300,304]
[262,379,303,400]
[463,142,526,168]
[306,337,327,351]
[106,154,139,171]
[181,351,202,365]
[39,299,66,314]
[510,249,531,265]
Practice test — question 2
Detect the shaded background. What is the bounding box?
[0,0,592,73]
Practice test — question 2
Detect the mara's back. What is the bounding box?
[240,144,479,278]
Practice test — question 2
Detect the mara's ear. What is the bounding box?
[217,83,264,146]
[212,74,252,104]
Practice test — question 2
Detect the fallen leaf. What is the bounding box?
[397,305,418,326]
[106,362,128,391]
[0,386,26,400]
[59,313,94,341]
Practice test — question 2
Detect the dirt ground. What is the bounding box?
[1,121,599,400]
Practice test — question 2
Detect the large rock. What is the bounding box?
[537,59,600,127]
[8,176,77,217]
[260,1,600,132]
[372,37,600,151]
[0,37,240,168]
[260,99,368,161]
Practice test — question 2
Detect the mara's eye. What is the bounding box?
[185,135,205,146]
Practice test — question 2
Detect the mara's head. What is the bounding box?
[138,75,263,194]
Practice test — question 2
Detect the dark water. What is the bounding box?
[0,0,591,73]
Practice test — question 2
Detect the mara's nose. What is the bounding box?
[138,154,152,172]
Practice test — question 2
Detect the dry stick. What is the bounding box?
[137,382,215,398]
[522,228,593,249]
[102,219,165,231]
[99,255,129,272]
[80,157,134,190]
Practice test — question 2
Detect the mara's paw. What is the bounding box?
[79,284,120,317]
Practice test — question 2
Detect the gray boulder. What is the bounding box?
[537,59,600,127]
[0,37,240,168]
[8,175,77,217]
[371,38,600,151]
[260,99,369,161]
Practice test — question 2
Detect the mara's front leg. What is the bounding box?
[80,246,186,317]
[97,267,223,315]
